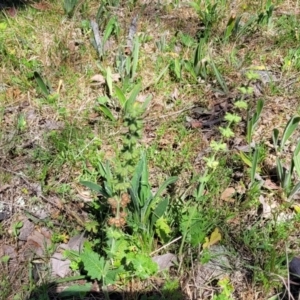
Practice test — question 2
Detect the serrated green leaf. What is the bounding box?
[80,251,104,281]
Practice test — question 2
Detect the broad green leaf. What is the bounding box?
[80,181,103,193]
[239,152,252,168]
[294,154,300,178]
[151,198,169,226]
[210,59,228,94]
[103,17,115,43]
[80,251,104,281]
[34,71,50,96]
[250,147,259,183]
[153,64,169,86]
[114,85,126,108]
[183,61,197,80]
[142,176,177,222]
[99,104,116,121]
[276,158,284,183]
[174,58,181,79]
[58,283,92,299]
[281,116,300,149]
[125,83,141,114]
[97,96,109,105]
[272,128,279,153]
[153,176,178,200]
[141,94,152,111]
[140,153,150,202]
[289,182,300,200]
[96,2,105,23]
[253,99,264,124]
[106,66,113,96]
[283,160,294,191]
[294,140,300,156]
[224,15,236,42]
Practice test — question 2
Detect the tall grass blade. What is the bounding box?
[114,85,126,108]
[280,116,300,149]
[106,67,113,96]
[272,128,279,153]
[34,72,50,96]
[209,59,228,94]
[250,147,259,184]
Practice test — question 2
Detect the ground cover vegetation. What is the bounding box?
[1,0,300,299]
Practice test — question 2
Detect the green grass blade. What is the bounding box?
[250,147,259,184]
[151,198,169,226]
[294,154,300,178]
[80,180,106,195]
[209,59,228,94]
[280,116,300,149]
[276,158,283,183]
[106,67,113,97]
[34,71,50,96]
[253,99,264,125]
[294,140,300,157]
[99,104,116,121]
[272,128,279,153]
[289,182,300,200]
[153,176,178,200]
[103,17,115,44]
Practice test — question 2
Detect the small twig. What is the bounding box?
[150,236,182,256]
[270,272,295,300]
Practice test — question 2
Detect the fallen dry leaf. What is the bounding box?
[50,252,71,278]
[91,73,120,84]
[18,218,35,241]
[152,253,177,272]
[263,179,279,190]
[220,187,236,202]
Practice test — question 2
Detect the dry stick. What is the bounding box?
[90,19,102,58]
[150,236,182,256]
[0,166,85,227]
[271,273,295,300]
